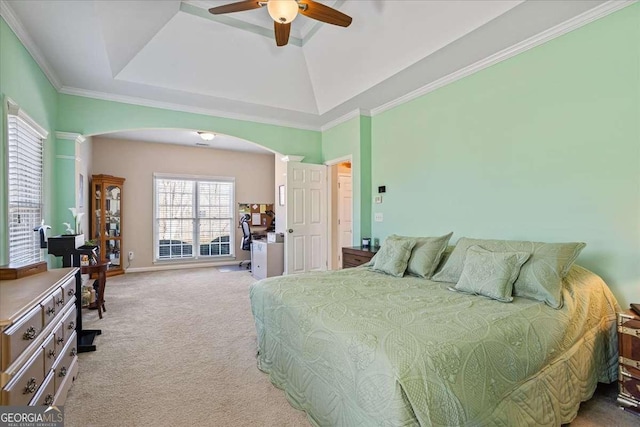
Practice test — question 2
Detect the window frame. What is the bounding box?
[4,98,48,265]
[152,173,236,263]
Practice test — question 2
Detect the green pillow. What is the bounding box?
[371,237,416,277]
[450,245,530,302]
[387,233,453,278]
[432,237,586,309]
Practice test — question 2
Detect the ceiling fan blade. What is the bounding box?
[274,21,291,47]
[298,0,352,27]
[208,1,262,15]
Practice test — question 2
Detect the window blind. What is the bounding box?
[7,114,44,264]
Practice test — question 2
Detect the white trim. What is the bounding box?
[126,260,239,273]
[59,86,322,132]
[324,154,353,166]
[0,1,62,90]
[321,109,363,132]
[55,132,86,144]
[153,172,236,182]
[6,98,49,138]
[281,155,305,162]
[55,155,79,161]
[370,0,635,117]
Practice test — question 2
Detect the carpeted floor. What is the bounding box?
[64,268,639,427]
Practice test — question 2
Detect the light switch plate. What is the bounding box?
[375,196,382,204]
[375,213,383,222]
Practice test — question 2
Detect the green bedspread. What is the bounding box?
[250,265,619,426]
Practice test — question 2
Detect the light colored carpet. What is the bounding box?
[64,268,639,427]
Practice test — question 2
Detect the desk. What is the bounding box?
[81,261,109,319]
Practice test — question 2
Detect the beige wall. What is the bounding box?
[92,137,275,270]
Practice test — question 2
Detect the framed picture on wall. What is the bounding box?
[279,185,285,206]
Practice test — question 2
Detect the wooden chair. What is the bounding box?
[81,261,109,319]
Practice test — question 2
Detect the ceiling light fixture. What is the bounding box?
[267,0,299,24]
[198,131,215,141]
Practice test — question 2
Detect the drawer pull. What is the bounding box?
[59,366,67,378]
[67,289,75,297]
[23,326,37,340]
[23,377,37,394]
[46,307,56,316]
[71,347,77,357]
[43,394,54,406]
[68,321,75,330]
[48,349,56,359]
[56,298,64,306]
[56,337,64,345]
[619,325,640,337]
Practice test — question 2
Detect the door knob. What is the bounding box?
[288,229,293,233]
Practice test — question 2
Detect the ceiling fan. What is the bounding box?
[208,0,352,47]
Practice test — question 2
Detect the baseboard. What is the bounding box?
[125,260,246,273]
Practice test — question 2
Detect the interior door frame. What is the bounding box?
[324,155,354,270]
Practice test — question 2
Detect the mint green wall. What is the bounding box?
[1,17,323,266]
[57,94,322,164]
[0,17,59,263]
[322,115,372,243]
[371,5,640,307]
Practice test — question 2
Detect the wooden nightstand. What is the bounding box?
[618,309,640,416]
[342,246,378,268]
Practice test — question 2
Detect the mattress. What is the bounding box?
[249,265,619,426]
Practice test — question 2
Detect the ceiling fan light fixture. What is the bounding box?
[267,0,299,24]
[198,131,215,141]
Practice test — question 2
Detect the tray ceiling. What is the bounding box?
[2,0,613,130]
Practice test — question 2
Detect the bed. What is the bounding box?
[250,256,619,426]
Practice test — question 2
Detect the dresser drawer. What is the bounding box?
[41,293,58,328]
[61,276,76,305]
[53,306,76,352]
[53,331,77,392]
[1,347,44,406]
[53,357,78,406]
[620,368,640,401]
[1,306,43,370]
[30,369,55,406]
[42,334,57,374]
[52,288,65,311]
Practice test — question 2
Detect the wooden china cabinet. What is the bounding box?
[91,174,125,276]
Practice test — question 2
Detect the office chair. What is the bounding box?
[239,214,252,270]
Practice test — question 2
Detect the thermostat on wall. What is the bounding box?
[378,186,386,193]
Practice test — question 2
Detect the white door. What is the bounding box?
[337,174,353,268]
[285,162,327,274]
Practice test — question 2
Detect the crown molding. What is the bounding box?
[6,98,49,138]
[59,86,322,132]
[0,0,62,90]
[370,0,635,117]
[55,132,86,144]
[320,108,371,132]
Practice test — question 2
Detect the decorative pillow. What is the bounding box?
[386,233,453,278]
[370,237,416,277]
[450,245,530,302]
[432,237,586,309]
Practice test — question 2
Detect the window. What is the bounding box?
[154,174,234,261]
[7,111,46,264]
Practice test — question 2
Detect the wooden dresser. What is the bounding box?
[342,246,379,268]
[618,309,640,416]
[0,268,79,406]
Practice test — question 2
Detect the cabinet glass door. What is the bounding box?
[104,185,121,270]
